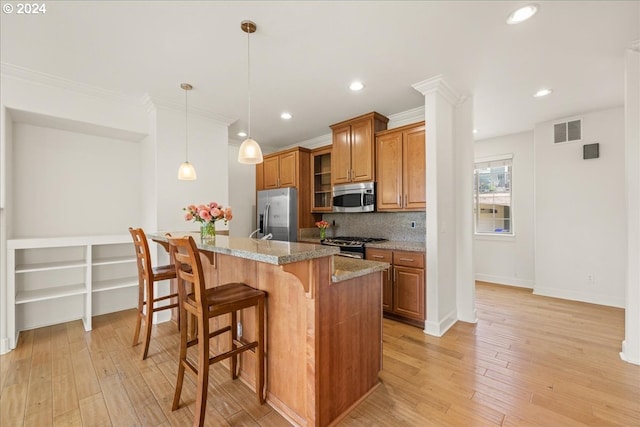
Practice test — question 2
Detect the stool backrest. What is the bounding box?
[129,227,152,284]
[167,235,207,308]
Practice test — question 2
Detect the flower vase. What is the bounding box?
[201,222,216,242]
[319,228,326,240]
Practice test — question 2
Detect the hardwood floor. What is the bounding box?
[1,281,639,426]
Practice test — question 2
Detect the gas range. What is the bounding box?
[321,236,387,258]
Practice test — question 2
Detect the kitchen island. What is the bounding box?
[149,232,388,427]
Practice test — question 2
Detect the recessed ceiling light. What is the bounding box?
[533,88,553,98]
[237,131,247,137]
[473,129,478,134]
[280,112,292,120]
[507,4,539,25]
[349,81,365,91]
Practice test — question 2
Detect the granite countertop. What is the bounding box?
[332,256,389,283]
[365,240,426,252]
[149,232,339,265]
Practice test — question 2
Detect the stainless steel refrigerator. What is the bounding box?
[256,188,298,242]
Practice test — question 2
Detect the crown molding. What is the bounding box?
[0,62,235,126]
[631,40,640,52]
[292,133,332,151]
[1,62,145,106]
[387,105,425,128]
[412,74,464,106]
[145,94,235,126]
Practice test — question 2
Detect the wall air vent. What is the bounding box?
[554,119,582,144]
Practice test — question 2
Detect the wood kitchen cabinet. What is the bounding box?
[376,122,426,211]
[263,149,300,189]
[366,248,425,327]
[311,145,332,212]
[330,112,388,185]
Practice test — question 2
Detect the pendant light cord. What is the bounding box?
[185,87,189,161]
[247,28,251,139]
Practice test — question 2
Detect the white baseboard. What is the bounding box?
[457,308,478,324]
[620,340,640,365]
[475,273,534,289]
[533,286,625,308]
[423,309,457,337]
[0,337,9,354]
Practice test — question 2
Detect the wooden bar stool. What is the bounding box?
[167,235,266,427]
[129,227,180,360]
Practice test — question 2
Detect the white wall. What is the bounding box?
[11,123,143,237]
[228,144,256,238]
[534,107,626,308]
[474,131,535,288]
[154,105,229,237]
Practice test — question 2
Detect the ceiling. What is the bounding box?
[1,1,638,151]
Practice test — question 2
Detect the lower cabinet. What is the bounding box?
[366,248,425,327]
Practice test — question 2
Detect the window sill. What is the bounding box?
[474,233,516,241]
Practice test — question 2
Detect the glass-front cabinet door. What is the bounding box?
[311,146,332,212]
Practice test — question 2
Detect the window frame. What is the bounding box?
[474,154,514,237]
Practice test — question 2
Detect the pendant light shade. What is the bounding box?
[238,20,264,164]
[178,83,197,180]
[178,161,197,180]
[238,137,263,164]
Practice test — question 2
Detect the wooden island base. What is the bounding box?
[194,249,383,427]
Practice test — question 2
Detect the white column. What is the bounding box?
[455,97,477,323]
[622,41,640,365]
[413,75,474,336]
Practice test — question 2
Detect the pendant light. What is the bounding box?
[237,20,264,164]
[178,82,197,180]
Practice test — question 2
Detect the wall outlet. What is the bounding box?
[237,322,243,338]
[410,221,416,228]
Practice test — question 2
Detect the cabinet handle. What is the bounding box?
[397,195,400,206]
[398,258,414,262]
[372,255,384,259]
[347,169,350,181]
[394,269,397,282]
[387,268,391,281]
[404,194,407,207]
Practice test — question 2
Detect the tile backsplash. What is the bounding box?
[301,212,426,242]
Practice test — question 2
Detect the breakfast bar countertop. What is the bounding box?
[148,232,339,265]
[332,256,389,283]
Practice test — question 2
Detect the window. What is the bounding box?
[474,155,513,235]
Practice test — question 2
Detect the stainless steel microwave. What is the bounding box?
[332,182,376,213]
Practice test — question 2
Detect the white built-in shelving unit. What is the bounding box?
[7,234,138,350]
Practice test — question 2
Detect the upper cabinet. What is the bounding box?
[311,145,332,212]
[330,112,388,185]
[376,122,426,211]
[263,149,299,189]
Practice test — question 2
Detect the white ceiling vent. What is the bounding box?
[554,119,582,144]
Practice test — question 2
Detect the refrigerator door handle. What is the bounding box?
[264,202,271,235]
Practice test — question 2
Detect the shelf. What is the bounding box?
[314,171,331,176]
[16,283,87,304]
[315,190,332,194]
[93,277,138,293]
[16,260,87,274]
[7,233,138,351]
[92,256,136,266]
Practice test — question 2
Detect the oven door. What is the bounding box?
[335,250,364,259]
